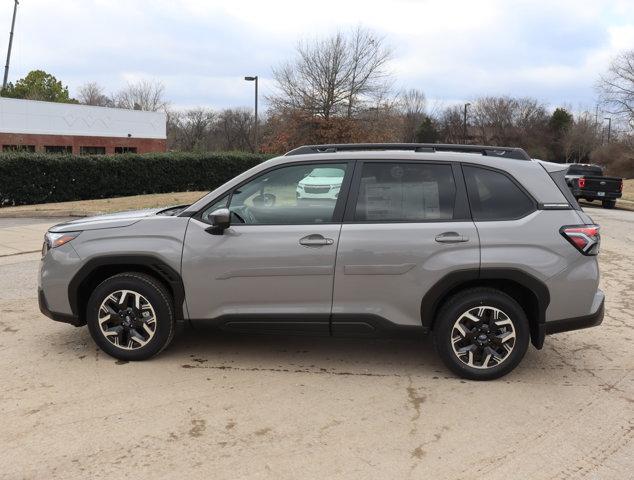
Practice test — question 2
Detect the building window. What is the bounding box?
[3,145,35,152]
[44,146,72,154]
[115,147,138,154]
[80,146,106,155]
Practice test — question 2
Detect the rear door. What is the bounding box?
[331,160,479,333]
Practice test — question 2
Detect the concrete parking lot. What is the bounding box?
[1,207,632,479]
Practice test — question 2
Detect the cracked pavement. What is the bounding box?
[0,206,632,479]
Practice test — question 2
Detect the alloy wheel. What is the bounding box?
[451,306,516,369]
[98,289,157,350]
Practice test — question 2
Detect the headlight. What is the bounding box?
[43,231,80,255]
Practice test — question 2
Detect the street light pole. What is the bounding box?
[3,0,19,91]
[463,103,471,144]
[244,75,258,152]
[604,117,611,144]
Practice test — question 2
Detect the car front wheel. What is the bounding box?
[433,288,529,380]
[86,272,175,361]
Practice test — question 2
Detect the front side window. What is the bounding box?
[463,165,535,221]
[353,163,456,221]
[211,163,347,225]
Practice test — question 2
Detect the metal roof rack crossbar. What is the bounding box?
[285,143,531,160]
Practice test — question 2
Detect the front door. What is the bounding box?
[181,161,351,334]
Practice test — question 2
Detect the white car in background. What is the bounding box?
[296,167,345,200]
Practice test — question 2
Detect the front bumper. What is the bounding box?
[38,288,82,327]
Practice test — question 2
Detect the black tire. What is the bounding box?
[602,199,616,209]
[433,287,530,381]
[86,272,175,361]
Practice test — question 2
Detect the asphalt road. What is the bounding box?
[1,206,632,479]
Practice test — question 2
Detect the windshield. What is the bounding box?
[308,168,345,178]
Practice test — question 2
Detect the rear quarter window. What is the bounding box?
[463,165,535,221]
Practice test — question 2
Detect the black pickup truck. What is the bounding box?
[565,163,623,209]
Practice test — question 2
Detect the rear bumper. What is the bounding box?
[572,189,621,200]
[534,292,604,348]
[38,288,82,327]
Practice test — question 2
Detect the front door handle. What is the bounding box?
[299,234,334,247]
[435,232,469,243]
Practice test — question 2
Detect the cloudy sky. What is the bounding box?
[1,0,633,112]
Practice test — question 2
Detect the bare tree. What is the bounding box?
[214,108,255,152]
[470,96,548,149]
[77,81,113,107]
[345,26,393,117]
[270,27,393,119]
[562,112,601,163]
[597,50,634,127]
[437,105,465,144]
[169,108,216,151]
[397,88,426,142]
[114,79,168,111]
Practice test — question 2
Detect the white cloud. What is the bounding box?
[0,0,631,111]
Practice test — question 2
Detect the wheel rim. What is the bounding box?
[451,306,516,369]
[98,289,157,350]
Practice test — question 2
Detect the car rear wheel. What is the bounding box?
[433,288,529,380]
[86,273,175,361]
[602,199,616,209]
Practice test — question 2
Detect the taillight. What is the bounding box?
[560,225,600,255]
[578,177,586,188]
[619,180,623,192]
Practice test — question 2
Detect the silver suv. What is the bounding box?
[38,143,604,380]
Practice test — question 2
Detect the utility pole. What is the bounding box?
[3,0,19,91]
[604,117,611,144]
[463,103,471,144]
[244,75,258,152]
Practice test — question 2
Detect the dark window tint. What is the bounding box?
[115,146,137,154]
[80,146,106,155]
[464,166,534,221]
[354,163,456,221]
[44,146,72,154]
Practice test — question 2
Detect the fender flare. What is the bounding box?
[68,254,186,321]
[420,268,550,348]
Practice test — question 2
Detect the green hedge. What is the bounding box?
[0,152,274,206]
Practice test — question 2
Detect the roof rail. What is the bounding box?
[285,143,532,160]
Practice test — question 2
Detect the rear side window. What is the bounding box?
[353,163,456,221]
[463,166,535,221]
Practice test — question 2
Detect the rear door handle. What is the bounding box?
[435,232,469,243]
[299,234,334,247]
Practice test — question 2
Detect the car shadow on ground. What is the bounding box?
[159,321,445,376]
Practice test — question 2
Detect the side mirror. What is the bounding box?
[206,208,231,235]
